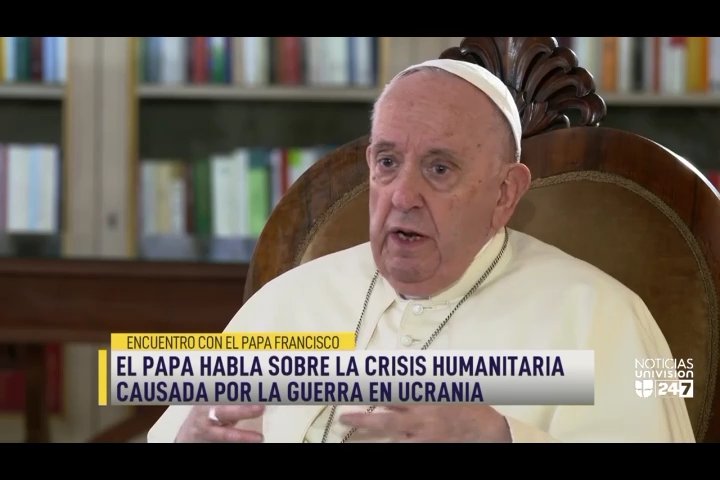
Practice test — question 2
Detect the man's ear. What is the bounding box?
[366,144,373,169]
[493,162,532,229]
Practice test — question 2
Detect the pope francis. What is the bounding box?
[147,58,695,443]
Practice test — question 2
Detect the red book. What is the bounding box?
[190,37,209,84]
[0,344,63,413]
[30,37,43,82]
[277,37,302,85]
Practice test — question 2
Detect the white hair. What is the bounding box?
[370,62,522,163]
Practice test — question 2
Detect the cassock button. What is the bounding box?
[401,335,414,347]
[412,304,424,315]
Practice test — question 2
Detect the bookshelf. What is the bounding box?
[566,36,720,176]
[0,36,68,442]
[133,37,395,264]
[0,38,65,260]
[0,84,64,99]
[138,84,381,102]
[603,93,720,107]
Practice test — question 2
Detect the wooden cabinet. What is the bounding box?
[0,256,247,441]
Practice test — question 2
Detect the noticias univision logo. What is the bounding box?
[634,358,693,398]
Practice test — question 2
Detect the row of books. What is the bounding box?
[139,146,331,239]
[0,143,61,234]
[0,37,67,84]
[563,37,720,95]
[137,37,379,88]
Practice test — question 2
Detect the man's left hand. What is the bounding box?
[339,405,511,442]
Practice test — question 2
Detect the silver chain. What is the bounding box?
[320,228,509,443]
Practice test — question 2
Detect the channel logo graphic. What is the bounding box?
[634,358,694,398]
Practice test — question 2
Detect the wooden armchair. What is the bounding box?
[244,37,720,441]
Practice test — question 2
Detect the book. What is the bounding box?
[0,344,62,413]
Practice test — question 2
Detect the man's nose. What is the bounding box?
[391,169,424,212]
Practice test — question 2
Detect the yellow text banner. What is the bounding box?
[110,332,355,351]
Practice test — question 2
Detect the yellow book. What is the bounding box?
[378,37,391,86]
[686,37,708,92]
[0,37,5,82]
[601,37,618,93]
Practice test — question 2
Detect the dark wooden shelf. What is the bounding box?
[0,257,248,343]
[0,256,248,442]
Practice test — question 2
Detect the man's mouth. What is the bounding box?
[391,228,426,242]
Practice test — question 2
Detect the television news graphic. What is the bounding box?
[634,357,694,398]
[98,333,595,406]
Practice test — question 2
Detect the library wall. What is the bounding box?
[564,36,720,180]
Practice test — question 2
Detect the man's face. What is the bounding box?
[367,70,516,298]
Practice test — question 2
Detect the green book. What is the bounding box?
[248,149,270,237]
[15,37,30,81]
[210,37,226,84]
[192,158,212,237]
[138,37,149,83]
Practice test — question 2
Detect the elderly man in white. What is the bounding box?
[147,58,695,443]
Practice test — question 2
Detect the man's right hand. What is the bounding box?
[175,405,265,442]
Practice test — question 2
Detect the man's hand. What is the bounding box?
[175,405,265,443]
[339,405,511,442]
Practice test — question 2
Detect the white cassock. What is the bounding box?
[147,228,695,443]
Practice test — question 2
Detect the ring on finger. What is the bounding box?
[208,407,223,425]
